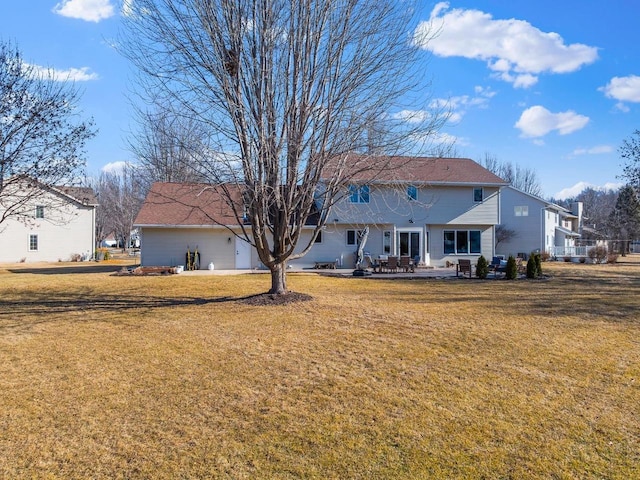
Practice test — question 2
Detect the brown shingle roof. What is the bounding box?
[57,186,98,206]
[323,155,507,185]
[134,182,242,227]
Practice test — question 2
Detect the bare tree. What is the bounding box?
[87,174,114,251]
[0,41,95,226]
[122,0,444,294]
[95,167,145,252]
[481,153,542,197]
[128,102,210,192]
[619,130,640,188]
[495,224,517,248]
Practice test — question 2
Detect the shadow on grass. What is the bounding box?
[0,291,254,335]
[7,263,138,275]
[385,270,640,325]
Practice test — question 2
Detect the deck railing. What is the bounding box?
[550,246,589,257]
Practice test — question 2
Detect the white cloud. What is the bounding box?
[554,181,622,200]
[599,75,640,104]
[53,0,115,22]
[414,2,598,88]
[392,109,431,124]
[570,145,614,156]
[28,64,99,82]
[101,161,130,173]
[429,86,496,126]
[515,105,589,138]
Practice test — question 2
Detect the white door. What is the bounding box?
[235,238,252,269]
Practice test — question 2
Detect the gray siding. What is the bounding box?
[139,183,501,270]
[140,227,239,269]
[497,187,546,258]
[331,185,500,227]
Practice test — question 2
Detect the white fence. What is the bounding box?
[550,246,590,257]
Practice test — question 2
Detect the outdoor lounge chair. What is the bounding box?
[386,256,399,273]
[399,255,412,272]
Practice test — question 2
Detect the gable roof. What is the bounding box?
[502,185,570,214]
[323,155,508,186]
[56,186,98,206]
[3,175,98,207]
[134,182,242,227]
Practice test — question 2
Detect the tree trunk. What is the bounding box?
[269,263,288,295]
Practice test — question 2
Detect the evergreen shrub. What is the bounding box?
[505,255,518,280]
[476,255,489,279]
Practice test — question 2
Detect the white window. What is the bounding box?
[515,206,529,216]
[346,229,364,246]
[35,206,44,219]
[348,185,369,204]
[444,230,481,254]
[382,230,392,254]
[407,185,418,201]
[29,234,38,251]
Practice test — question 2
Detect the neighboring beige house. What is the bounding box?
[0,180,97,263]
[134,156,508,269]
[497,186,583,259]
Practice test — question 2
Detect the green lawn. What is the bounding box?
[0,260,638,479]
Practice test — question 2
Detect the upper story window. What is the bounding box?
[349,184,369,204]
[514,206,529,217]
[407,185,418,201]
[473,187,484,202]
[35,205,44,219]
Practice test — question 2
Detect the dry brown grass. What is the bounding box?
[0,259,639,479]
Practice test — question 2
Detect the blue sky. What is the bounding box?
[1,1,639,199]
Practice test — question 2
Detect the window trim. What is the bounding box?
[29,234,38,251]
[348,184,370,204]
[407,185,418,201]
[35,205,44,219]
[346,229,363,246]
[444,229,481,255]
[515,205,529,217]
[382,230,392,254]
[473,187,484,203]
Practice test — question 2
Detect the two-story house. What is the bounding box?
[497,186,583,259]
[134,156,508,269]
[0,179,98,263]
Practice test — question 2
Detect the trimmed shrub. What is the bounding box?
[533,252,542,276]
[476,255,489,279]
[526,257,537,279]
[505,255,518,280]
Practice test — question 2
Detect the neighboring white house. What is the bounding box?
[497,186,583,259]
[0,180,97,263]
[134,156,508,269]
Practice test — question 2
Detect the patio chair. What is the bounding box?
[490,256,506,277]
[386,256,399,273]
[399,255,412,272]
